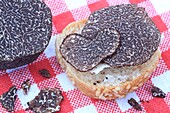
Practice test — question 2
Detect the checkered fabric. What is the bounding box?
[0,0,170,112]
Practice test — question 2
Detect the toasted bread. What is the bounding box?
[55,20,161,100]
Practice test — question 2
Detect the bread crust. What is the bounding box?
[55,20,161,100]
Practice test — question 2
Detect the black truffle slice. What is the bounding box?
[82,4,160,67]
[0,0,52,70]
[27,88,63,113]
[60,28,120,71]
[0,86,17,112]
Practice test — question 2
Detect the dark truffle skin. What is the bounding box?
[0,0,52,69]
[82,4,161,67]
[60,28,120,71]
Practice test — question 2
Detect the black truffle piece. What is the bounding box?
[82,4,161,67]
[38,69,51,78]
[128,98,142,111]
[60,28,120,71]
[0,0,52,70]
[21,79,31,95]
[27,88,63,113]
[0,86,17,112]
[151,86,166,98]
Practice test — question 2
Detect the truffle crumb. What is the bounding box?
[39,69,51,78]
[21,79,31,95]
[151,86,166,98]
[128,98,142,111]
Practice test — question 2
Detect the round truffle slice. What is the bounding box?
[81,4,161,67]
[60,28,120,71]
[0,0,52,69]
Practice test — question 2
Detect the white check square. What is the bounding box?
[150,0,170,14]
[152,70,170,93]
[64,0,87,10]
[116,92,140,112]
[74,104,98,113]
[56,73,76,92]
[17,84,40,109]
[44,36,56,58]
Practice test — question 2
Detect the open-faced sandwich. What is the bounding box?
[55,4,161,100]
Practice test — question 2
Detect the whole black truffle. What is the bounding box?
[0,0,52,69]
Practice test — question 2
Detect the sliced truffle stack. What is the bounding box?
[0,0,52,69]
[84,4,160,67]
[56,4,161,100]
[60,4,160,71]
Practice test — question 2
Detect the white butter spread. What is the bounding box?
[90,63,110,74]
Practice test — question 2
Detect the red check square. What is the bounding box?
[48,56,63,75]
[53,11,75,33]
[67,89,92,109]
[129,0,146,4]
[32,53,47,63]
[162,48,170,69]
[28,59,56,83]
[58,92,74,113]
[88,0,109,12]
[0,74,13,95]
[142,98,170,113]
[150,58,169,78]
[95,100,121,113]
[91,98,99,104]
[136,81,153,101]
[152,15,168,32]
[71,6,91,21]
[8,67,35,89]
[38,77,62,91]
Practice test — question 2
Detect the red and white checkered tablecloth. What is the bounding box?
[0,0,170,112]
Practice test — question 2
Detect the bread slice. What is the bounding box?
[55,19,161,100]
